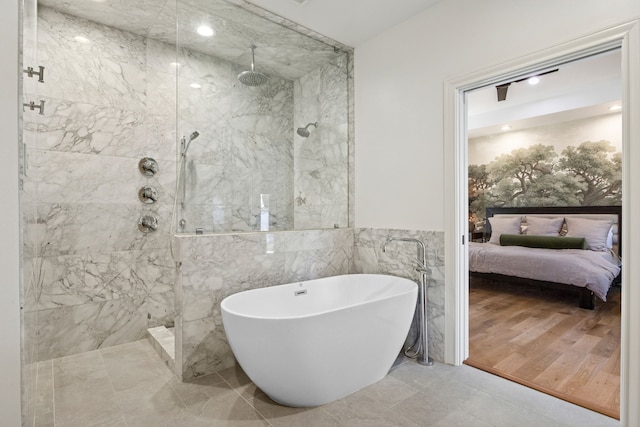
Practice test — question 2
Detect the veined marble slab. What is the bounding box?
[39,0,347,80]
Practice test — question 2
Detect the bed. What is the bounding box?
[469,206,622,309]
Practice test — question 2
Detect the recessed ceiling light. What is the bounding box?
[609,104,622,111]
[501,125,512,131]
[170,62,181,68]
[197,25,215,37]
[74,35,90,44]
[528,77,540,85]
[190,82,202,89]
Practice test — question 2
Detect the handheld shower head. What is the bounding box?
[181,131,200,157]
[296,122,318,138]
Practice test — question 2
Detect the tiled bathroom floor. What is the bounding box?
[32,339,619,427]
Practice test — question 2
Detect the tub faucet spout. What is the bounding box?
[382,236,433,366]
[383,237,427,272]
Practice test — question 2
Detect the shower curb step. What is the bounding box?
[147,326,175,371]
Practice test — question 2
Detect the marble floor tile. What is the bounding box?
[322,393,421,427]
[217,364,267,400]
[115,380,187,427]
[429,410,494,427]
[36,339,620,427]
[100,339,174,392]
[247,393,342,427]
[53,375,125,426]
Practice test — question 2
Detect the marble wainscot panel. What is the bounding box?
[352,228,445,362]
[174,228,354,381]
[294,53,350,230]
[25,8,177,361]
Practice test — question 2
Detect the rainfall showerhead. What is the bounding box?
[237,45,268,87]
[297,122,318,138]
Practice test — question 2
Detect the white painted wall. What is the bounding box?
[0,0,23,424]
[354,0,640,230]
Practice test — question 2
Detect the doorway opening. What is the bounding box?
[444,22,640,426]
[464,49,622,419]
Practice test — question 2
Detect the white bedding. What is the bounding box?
[468,242,621,301]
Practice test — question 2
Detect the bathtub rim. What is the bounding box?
[221,273,418,321]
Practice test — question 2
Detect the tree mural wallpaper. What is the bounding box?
[468,140,622,227]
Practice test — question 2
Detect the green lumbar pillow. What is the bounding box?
[499,234,588,250]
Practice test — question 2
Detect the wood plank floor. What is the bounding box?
[465,277,621,419]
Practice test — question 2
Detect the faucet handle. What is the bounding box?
[416,266,431,275]
[138,215,158,233]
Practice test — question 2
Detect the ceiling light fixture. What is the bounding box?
[609,104,622,111]
[495,68,558,101]
[197,25,215,37]
[501,125,512,131]
[527,77,540,85]
[190,83,202,89]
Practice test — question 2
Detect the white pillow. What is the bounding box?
[488,216,522,245]
[565,217,614,251]
[606,225,614,249]
[525,216,564,236]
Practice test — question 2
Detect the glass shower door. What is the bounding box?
[20,0,43,423]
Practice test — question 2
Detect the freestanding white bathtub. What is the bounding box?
[221,274,417,407]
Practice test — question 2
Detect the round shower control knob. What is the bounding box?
[138,186,158,204]
[138,215,158,233]
[138,157,159,176]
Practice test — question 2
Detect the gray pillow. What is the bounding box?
[525,216,564,236]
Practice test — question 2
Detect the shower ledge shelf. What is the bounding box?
[147,326,175,370]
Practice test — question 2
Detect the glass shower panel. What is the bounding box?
[175,0,349,233]
[20,0,41,423]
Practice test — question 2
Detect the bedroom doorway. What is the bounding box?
[444,21,640,426]
[464,50,623,419]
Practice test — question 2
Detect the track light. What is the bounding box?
[495,68,558,102]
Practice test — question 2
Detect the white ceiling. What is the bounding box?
[39,0,622,133]
[242,1,622,135]
[243,0,443,47]
[467,49,622,138]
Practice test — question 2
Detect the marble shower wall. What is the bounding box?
[22,1,352,363]
[22,7,177,361]
[175,46,295,232]
[293,53,350,229]
[174,228,353,381]
[352,228,445,362]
